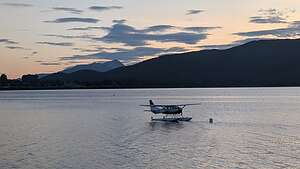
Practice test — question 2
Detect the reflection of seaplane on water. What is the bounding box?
[141,100,201,122]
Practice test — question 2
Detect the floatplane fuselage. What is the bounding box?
[141,100,200,122]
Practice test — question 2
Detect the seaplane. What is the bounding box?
[141,100,201,122]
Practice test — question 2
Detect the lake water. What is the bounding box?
[1,88,300,169]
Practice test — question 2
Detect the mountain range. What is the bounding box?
[62,60,124,73]
[36,60,124,79]
[42,39,300,88]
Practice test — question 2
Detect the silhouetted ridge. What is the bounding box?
[62,60,124,73]
[42,39,300,88]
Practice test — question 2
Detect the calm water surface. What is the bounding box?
[1,88,300,169]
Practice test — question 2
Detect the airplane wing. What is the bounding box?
[140,104,167,107]
[140,103,201,107]
[162,103,201,107]
[177,103,201,106]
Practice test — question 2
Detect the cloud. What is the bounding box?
[52,7,83,14]
[36,42,74,47]
[0,38,18,44]
[91,46,129,52]
[73,48,100,53]
[249,9,294,24]
[67,26,105,31]
[40,62,61,66]
[6,46,30,50]
[53,22,218,63]
[233,37,273,44]
[22,51,37,59]
[2,3,32,7]
[112,19,127,24]
[61,46,188,61]
[164,47,188,53]
[234,21,300,38]
[95,23,217,46]
[65,24,220,47]
[186,9,204,15]
[250,16,286,24]
[184,26,221,33]
[200,37,272,50]
[142,25,176,33]
[89,6,123,12]
[200,44,235,50]
[45,17,99,23]
[43,34,95,39]
[64,61,85,65]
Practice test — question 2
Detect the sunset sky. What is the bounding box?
[1,0,300,78]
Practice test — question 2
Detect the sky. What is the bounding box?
[1,0,300,78]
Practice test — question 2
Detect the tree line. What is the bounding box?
[0,73,43,89]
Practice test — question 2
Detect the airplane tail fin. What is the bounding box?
[149,100,154,106]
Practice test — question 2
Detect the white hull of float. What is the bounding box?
[151,116,192,122]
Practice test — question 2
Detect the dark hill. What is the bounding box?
[43,70,104,82]
[62,60,124,73]
[43,39,300,88]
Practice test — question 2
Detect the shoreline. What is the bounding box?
[1,85,300,91]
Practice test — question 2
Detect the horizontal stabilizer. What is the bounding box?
[140,105,151,107]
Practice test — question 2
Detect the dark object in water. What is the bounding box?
[209,118,213,124]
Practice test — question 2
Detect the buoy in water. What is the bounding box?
[209,118,213,124]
